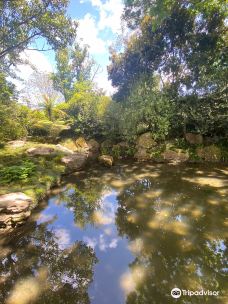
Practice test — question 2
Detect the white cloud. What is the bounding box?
[77,13,106,55]
[77,1,124,94]
[97,0,124,33]
[94,71,116,95]
[84,0,124,34]
[54,228,71,249]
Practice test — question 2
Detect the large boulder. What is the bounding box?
[134,148,151,161]
[88,139,100,152]
[88,139,100,159]
[98,155,113,167]
[136,132,156,149]
[162,149,189,163]
[0,192,33,232]
[196,145,221,162]
[27,146,55,156]
[185,133,203,145]
[134,132,156,161]
[75,137,89,151]
[61,152,88,172]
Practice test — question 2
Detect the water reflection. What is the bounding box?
[115,164,227,303]
[0,163,227,303]
[0,219,98,304]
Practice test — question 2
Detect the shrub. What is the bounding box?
[0,160,36,184]
[119,76,175,142]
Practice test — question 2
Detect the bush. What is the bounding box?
[0,104,28,141]
[118,76,175,142]
[29,120,70,141]
[0,160,36,184]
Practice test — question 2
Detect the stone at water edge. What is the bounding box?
[87,139,100,159]
[162,149,189,163]
[98,155,114,167]
[134,148,151,161]
[0,192,33,232]
[136,132,156,149]
[27,146,55,156]
[88,139,100,152]
[61,152,88,172]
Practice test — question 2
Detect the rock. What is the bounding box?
[136,132,156,149]
[88,139,100,152]
[134,133,156,161]
[0,192,32,232]
[134,148,151,161]
[61,152,88,172]
[7,140,26,148]
[196,145,221,162]
[162,149,189,163]
[185,133,203,145]
[27,146,55,156]
[98,155,113,167]
[56,144,74,155]
[75,137,89,151]
[88,139,100,159]
[0,192,32,213]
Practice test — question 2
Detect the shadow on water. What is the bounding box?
[0,162,227,304]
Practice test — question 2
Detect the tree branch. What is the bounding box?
[0,32,41,59]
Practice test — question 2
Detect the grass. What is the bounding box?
[0,142,65,208]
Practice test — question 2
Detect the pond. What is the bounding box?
[0,162,227,304]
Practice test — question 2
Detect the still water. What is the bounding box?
[0,162,227,304]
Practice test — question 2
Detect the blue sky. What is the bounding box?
[16,0,124,95]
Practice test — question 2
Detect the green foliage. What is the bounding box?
[0,0,77,69]
[29,120,69,142]
[109,0,228,137]
[102,101,124,141]
[120,76,174,141]
[0,160,36,184]
[217,139,228,162]
[0,73,16,104]
[112,145,121,159]
[0,103,28,141]
[57,81,112,138]
[53,45,96,101]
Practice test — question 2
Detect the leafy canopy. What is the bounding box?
[0,0,77,68]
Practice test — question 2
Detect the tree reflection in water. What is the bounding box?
[0,219,98,304]
[0,163,227,304]
[115,166,227,304]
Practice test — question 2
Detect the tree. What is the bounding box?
[22,71,63,121]
[108,0,227,136]
[53,44,99,101]
[56,80,111,138]
[120,76,174,141]
[0,0,77,69]
[0,220,98,304]
[0,72,16,104]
